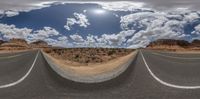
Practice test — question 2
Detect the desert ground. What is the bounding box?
[43,48,137,76]
[43,48,135,65]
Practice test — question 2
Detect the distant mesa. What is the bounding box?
[191,39,200,47]
[0,40,5,45]
[9,38,28,45]
[0,38,30,50]
[147,39,200,51]
[0,38,50,51]
[30,40,50,48]
[147,39,190,48]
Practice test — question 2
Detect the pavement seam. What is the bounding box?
[140,50,200,89]
[0,51,39,89]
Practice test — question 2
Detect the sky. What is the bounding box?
[0,0,200,48]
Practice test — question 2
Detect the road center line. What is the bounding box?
[0,51,39,89]
[140,50,200,89]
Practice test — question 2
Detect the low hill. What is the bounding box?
[0,38,30,50]
[0,40,5,45]
[30,40,49,48]
[191,39,200,47]
[147,39,200,51]
[0,38,51,51]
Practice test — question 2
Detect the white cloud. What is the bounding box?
[68,30,135,48]
[0,23,77,48]
[70,34,84,42]
[4,11,20,17]
[120,10,197,48]
[96,1,146,11]
[36,27,59,36]
[0,0,199,18]
[28,27,59,41]
[0,23,70,47]
[99,30,135,47]
[64,12,90,30]
[191,24,200,35]
[45,36,69,47]
[64,18,76,31]
[0,23,32,39]
[0,1,55,17]
[195,25,200,32]
[27,26,70,47]
[184,12,199,22]
[85,34,97,47]
[58,36,68,41]
[56,36,69,47]
[61,0,200,11]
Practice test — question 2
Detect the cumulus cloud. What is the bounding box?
[195,25,200,32]
[54,0,200,11]
[27,27,70,47]
[0,0,200,18]
[99,30,135,47]
[64,8,200,48]
[70,34,84,42]
[55,0,200,11]
[64,12,90,30]
[45,36,69,47]
[28,27,59,41]
[0,1,55,17]
[0,23,70,47]
[68,30,135,48]
[96,1,145,11]
[119,10,199,48]
[0,23,32,39]
[4,11,20,17]
[191,24,200,35]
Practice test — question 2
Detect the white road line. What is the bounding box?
[140,50,200,89]
[0,51,39,89]
[151,52,200,60]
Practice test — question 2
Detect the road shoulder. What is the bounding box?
[42,50,138,83]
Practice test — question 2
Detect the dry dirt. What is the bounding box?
[43,48,134,65]
[0,49,33,54]
[43,49,137,76]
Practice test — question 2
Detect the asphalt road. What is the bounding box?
[1,50,200,99]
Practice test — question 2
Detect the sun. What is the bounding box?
[93,9,106,15]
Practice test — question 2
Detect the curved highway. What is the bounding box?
[0,50,200,99]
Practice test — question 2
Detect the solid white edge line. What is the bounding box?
[0,51,39,89]
[140,50,200,89]
[151,52,200,60]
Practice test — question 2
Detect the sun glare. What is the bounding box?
[93,9,106,14]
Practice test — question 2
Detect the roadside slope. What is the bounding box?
[42,50,138,83]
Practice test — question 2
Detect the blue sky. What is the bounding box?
[0,4,123,35]
[0,1,200,48]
